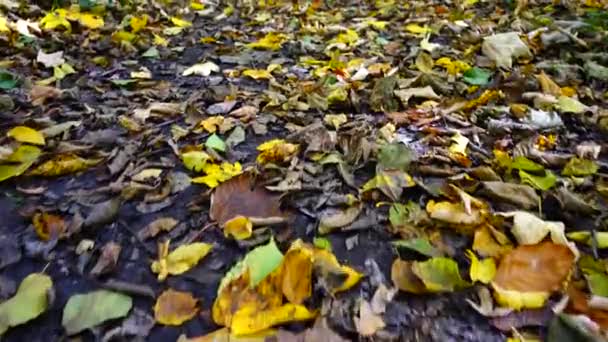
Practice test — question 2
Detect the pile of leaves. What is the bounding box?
[2,0,608,340]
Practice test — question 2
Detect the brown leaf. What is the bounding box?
[154,289,198,326]
[90,242,121,276]
[30,85,61,106]
[210,173,283,226]
[493,242,574,293]
[32,212,65,241]
[137,217,179,240]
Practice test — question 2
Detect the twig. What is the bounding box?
[101,279,155,298]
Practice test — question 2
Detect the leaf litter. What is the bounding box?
[1,0,608,341]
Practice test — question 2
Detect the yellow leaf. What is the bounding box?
[435,57,471,75]
[170,17,192,28]
[151,241,213,281]
[191,1,205,10]
[154,289,198,325]
[467,250,496,284]
[313,248,363,293]
[242,69,273,80]
[39,11,71,31]
[256,139,299,165]
[0,16,10,33]
[78,13,104,30]
[247,32,288,51]
[323,114,348,129]
[181,150,211,172]
[130,15,147,33]
[464,89,502,110]
[231,303,316,336]
[281,241,313,304]
[0,145,41,182]
[112,30,136,43]
[191,162,242,188]
[224,216,253,240]
[405,23,432,35]
[492,284,549,310]
[28,154,102,177]
[196,116,224,133]
[331,29,359,46]
[153,34,169,47]
[7,126,45,145]
[449,132,469,156]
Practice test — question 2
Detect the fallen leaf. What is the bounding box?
[183,62,220,76]
[256,139,299,165]
[191,162,242,188]
[482,32,532,69]
[562,157,598,177]
[354,299,385,336]
[32,212,65,241]
[318,204,362,234]
[467,250,496,284]
[90,242,121,276]
[394,86,439,104]
[154,289,198,326]
[481,181,540,209]
[210,173,283,226]
[242,69,273,80]
[223,216,253,240]
[0,145,42,182]
[0,273,53,335]
[492,242,574,309]
[36,50,65,68]
[137,217,179,240]
[62,290,132,335]
[151,241,213,281]
[7,126,45,145]
[247,32,288,51]
[231,303,316,336]
[28,154,102,177]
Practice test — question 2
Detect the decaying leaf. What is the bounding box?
[154,289,198,326]
[256,139,299,165]
[482,32,532,69]
[137,217,179,240]
[32,212,65,241]
[28,154,102,177]
[210,173,283,226]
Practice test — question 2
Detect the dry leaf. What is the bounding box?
[154,289,198,326]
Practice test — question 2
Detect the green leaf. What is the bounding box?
[412,257,470,292]
[205,133,226,152]
[62,290,132,335]
[0,71,18,90]
[562,157,598,177]
[142,47,160,59]
[313,237,332,251]
[0,273,53,335]
[392,238,441,257]
[378,142,414,172]
[111,79,137,88]
[511,156,544,172]
[586,273,608,297]
[556,96,587,114]
[519,169,557,190]
[462,67,491,85]
[217,237,284,293]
